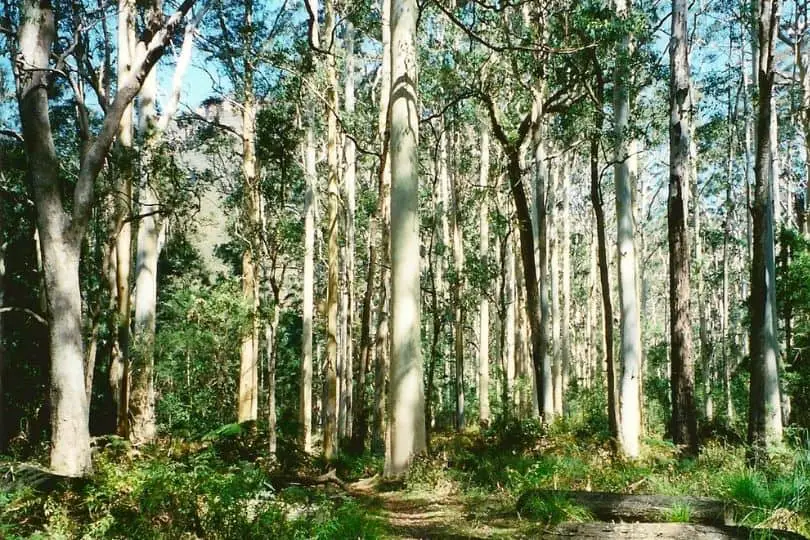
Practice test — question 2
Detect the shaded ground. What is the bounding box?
[350,479,544,539]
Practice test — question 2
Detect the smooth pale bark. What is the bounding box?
[479,123,491,426]
[338,247,349,439]
[614,0,643,458]
[323,0,340,459]
[300,126,316,453]
[385,0,425,477]
[237,62,260,424]
[591,136,619,444]
[668,0,699,456]
[129,7,196,446]
[451,131,465,432]
[266,303,280,454]
[561,158,571,413]
[550,163,562,417]
[534,121,554,421]
[372,0,392,454]
[130,183,161,445]
[110,0,136,438]
[343,21,357,443]
[748,0,783,464]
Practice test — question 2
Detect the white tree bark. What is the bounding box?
[130,7,197,445]
[614,0,643,458]
[385,0,425,476]
[479,122,491,425]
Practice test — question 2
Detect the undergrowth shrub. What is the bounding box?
[0,443,382,539]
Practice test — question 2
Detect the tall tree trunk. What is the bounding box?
[266,302,280,455]
[300,125,316,453]
[451,130,465,432]
[479,122,491,426]
[385,0,425,476]
[534,124,554,420]
[748,0,783,465]
[343,20,357,444]
[669,0,699,456]
[561,157,571,414]
[351,216,375,454]
[110,0,136,438]
[129,1,195,445]
[238,69,260,425]
[372,0,392,454]
[591,136,619,444]
[483,96,547,421]
[614,0,643,458]
[16,1,82,476]
[323,0,340,459]
[505,223,517,413]
[550,162,562,417]
[129,24,161,447]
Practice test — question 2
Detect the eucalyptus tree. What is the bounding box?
[748,0,784,464]
[9,0,199,476]
[614,0,643,458]
[669,0,699,456]
[129,0,201,446]
[385,0,425,477]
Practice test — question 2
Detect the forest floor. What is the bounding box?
[2,420,810,538]
[351,478,540,539]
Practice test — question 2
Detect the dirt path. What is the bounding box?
[350,480,541,539]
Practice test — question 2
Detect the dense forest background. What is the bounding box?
[1,0,810,537]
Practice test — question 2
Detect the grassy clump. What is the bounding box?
[662,503,692,522]
[518,492,593,525]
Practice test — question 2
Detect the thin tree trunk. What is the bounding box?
[591,136,619,444]
[323,0,340,459]
[479,122,491,426]
[267,302,280,455]
[372,0,392,454]
[385,0,425,476]
[300,125,316,453]
[351,216,375,454]
[535,124,554,421]
[550,162,562,417]
[669,0,699,456]
[561,157,571,413]
[748,0,783,465]
[238,84,260,424]
[343,20,357,444]
[451,130,465,432]
[110,0,136,438]
[505,219,517,413]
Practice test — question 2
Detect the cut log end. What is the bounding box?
[540,522,807,540]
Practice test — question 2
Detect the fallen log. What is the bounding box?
[518,489,732,526]
[539,522,806,539]
[0,463,84,492]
